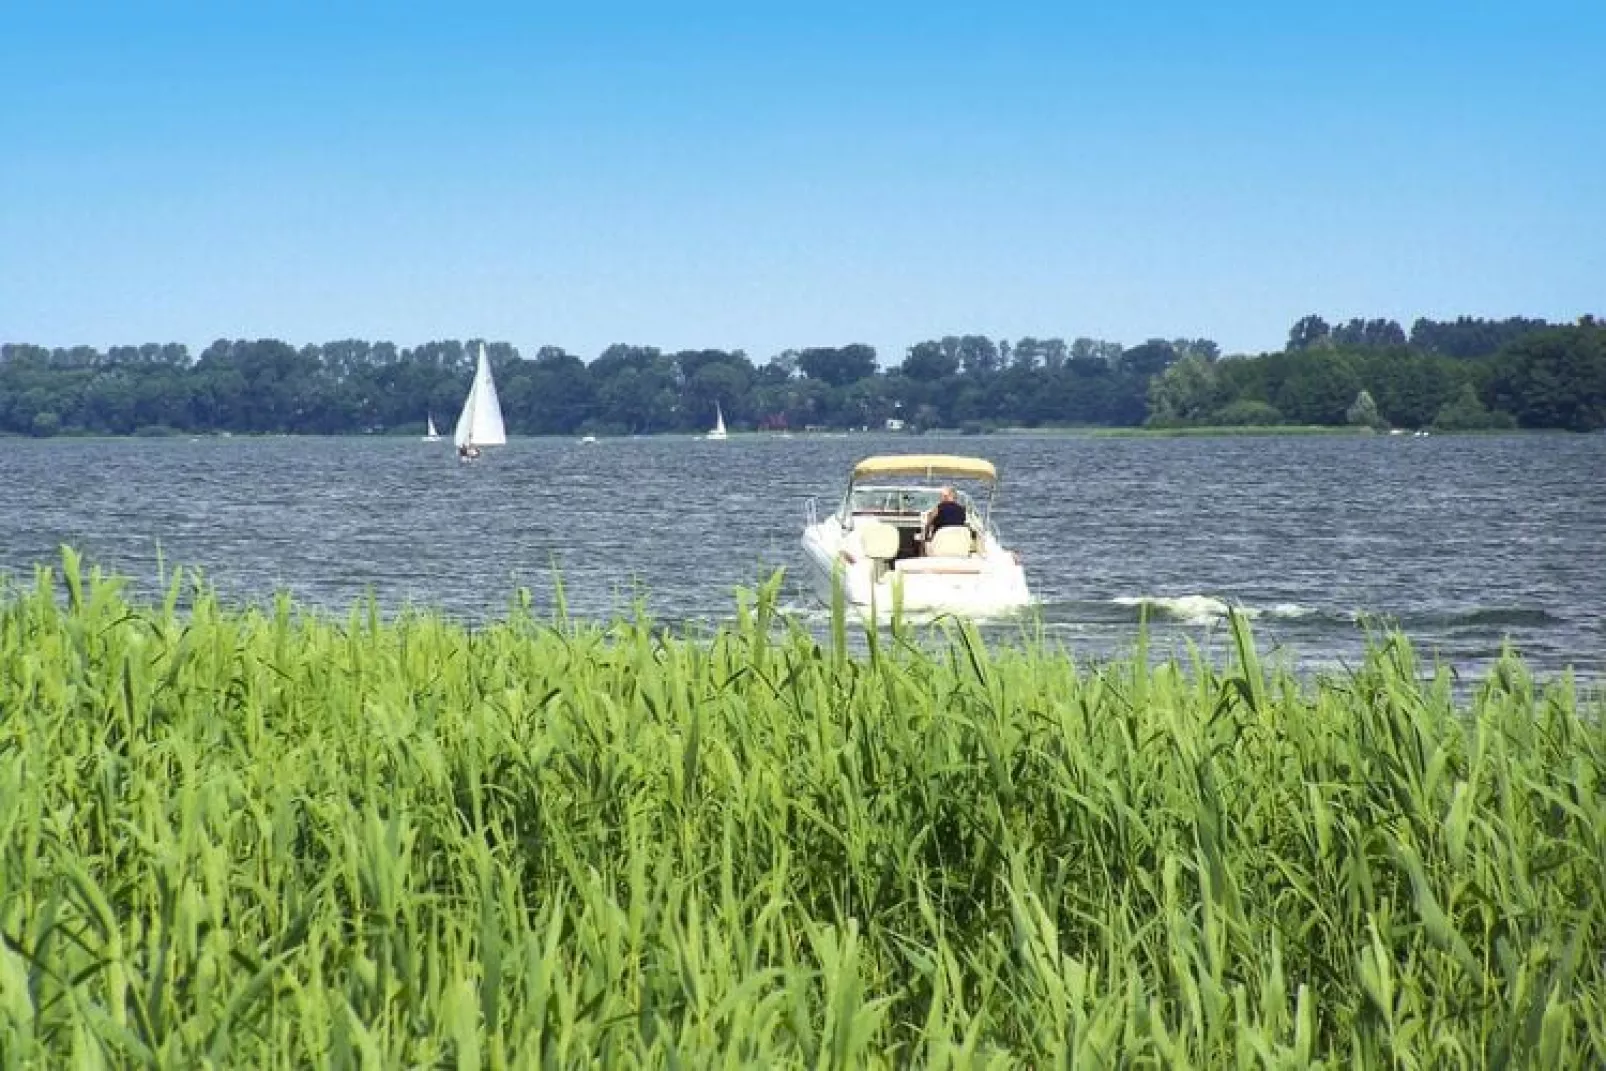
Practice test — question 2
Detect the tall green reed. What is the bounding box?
[0,548,1601,1067]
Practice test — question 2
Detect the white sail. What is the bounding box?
[454,343,507,448]
[707,401,728,440]
[423,414,441,441]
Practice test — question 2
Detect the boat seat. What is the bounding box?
[925,526,975,558]
[857,519,901,560]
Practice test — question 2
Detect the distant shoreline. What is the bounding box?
[1,424,1565,442]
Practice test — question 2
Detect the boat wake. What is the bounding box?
[1099,598,1567,633]
[760,584,1569,644]
[1110,594,1319,627]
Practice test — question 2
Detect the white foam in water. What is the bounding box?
[1114,594,1233,625]
[1113,595,1317,626]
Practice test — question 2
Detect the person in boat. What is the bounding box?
[923,486,967,540]
[458,443,480,460]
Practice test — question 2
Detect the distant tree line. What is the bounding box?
[2,315,1601,437]
[1150,315,1604,432]
[0,334,1167,436]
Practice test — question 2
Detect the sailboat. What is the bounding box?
[422,413,441,442]
[453,343,507,460]
[706,401,728,441]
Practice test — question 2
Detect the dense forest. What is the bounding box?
[2,315,1602,437]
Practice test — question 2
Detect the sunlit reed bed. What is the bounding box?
[1,548,1602,1067]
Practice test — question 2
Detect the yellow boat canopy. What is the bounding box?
[851,454,998,482]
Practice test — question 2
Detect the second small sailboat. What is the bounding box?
[706,401,728,441]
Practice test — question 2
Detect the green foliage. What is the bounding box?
[1145,354,1218,426]
[1486,323,1606,431]
[0,335,1169,436]
[1346,389,1382,428]
[1332,318,1407,349]
[1410,315,1553,358]
[1275,350,1362,424]
[2,551,1604,1065]
[1173,318,1603,431]
[1118,339,1180,380]
[0,335,1158,437]
[1432,384,1518,432]
[797,344,878,388]
[1349,349,1463,429]
[1286,314,1331,351]
[900,341,958,382]
[1209,399,1284,425]
[2,317,1596,436]
[1289,315,1551,359]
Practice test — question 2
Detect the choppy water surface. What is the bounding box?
[3,432,1602,686]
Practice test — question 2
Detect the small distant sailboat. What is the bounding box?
[422,413,441,442]
[706,402,728,441]
[454,343,507,461]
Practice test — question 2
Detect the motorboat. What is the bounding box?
[800,453,1032,617]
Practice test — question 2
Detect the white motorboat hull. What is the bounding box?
[800,521,1031,618]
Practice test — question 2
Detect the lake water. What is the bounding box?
[3,432,1602,686]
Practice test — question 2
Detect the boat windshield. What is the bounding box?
[850,486,940,516]
[846,483,987,521]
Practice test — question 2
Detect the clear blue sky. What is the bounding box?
[3,1,1602,363]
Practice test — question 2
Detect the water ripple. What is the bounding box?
[1,431,1601,684]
